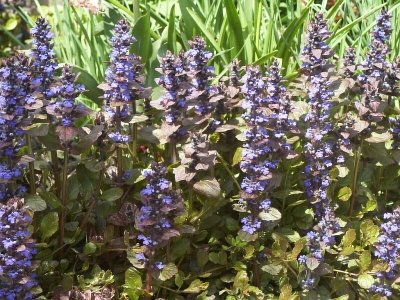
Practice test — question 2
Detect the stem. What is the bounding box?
[51,150,61,197]
[188,184,194,217]
[59,150,69,259]
[252,256,260,288]
[116,106,123,207]
[171,141,177,164]
[26,135,36,194]
[131,100,138,163]
[347,139,363,217]
[145,254,154,300]
[216,152,241,190]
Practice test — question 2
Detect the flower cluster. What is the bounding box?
[99,19,151,144]
[153,50,188,141]
[30,17,57,100]
[370,207,400,297]
[299,12,342,220]
[46,64,90,144]
[0,197,37,299]
[297,13,341,288]
[173,133,217,182]
[236,62,291,238]
[358,10,391,87]
[0,54,31,198]
[136,162,185,269]
[0,54,30,158]
[184,37,219,117]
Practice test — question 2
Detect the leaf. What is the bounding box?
[23,123,49,136]
[100,187,123,201]
[359,251,371,272]
[261,264,283,276]
[258,207,281,221]
[71,125,103,154]
[358,274,374,289]
[193,177,221,199]
[274,228,301,243]
[232,147,244,166]
[288,240,304,260]
[153,262,178,281]
[170,238,190,261]
[124,268,142,289]
[365,131,392,143]
[24,194,47,212]
[55,125,79,142]
[238,229,258,242]
[131,12,153,63]
[306,257,320,270]
[225,216,240,231]
[182,279,209,293]
[342,229,356,247]
[197,249,209,269]
[83,242,97,255]
[40,212,59,239]
[279,283,292,300]
[233,270,250,291]
[338,187,352,201]
[5,18,18,30]
[209,251,227,265]
[175,271,184,289]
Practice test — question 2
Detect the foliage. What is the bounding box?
[1,0,400,299]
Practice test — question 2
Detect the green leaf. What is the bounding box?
[193,177,221,199]
[5,18,18,31]
[209,250,227,265]
[233,270,250,291]
[182,279,209,293]
[170,238,190,261]
[261,264,283,276]
[124,268,143,299]
[232,147,244,166]
[259,207,281,221]
[153,262,178,281]
[24,123,49,137]
[358,274,374,289]
[197,249,209,269]
[274,228,301,242]
[24,194,47,212]
[225,216,240,231]
[338,187,352,201]
[359,251,371,272]
[64,221,78,231]
[175,271,184,289]
[83,242,97,255]
[100,187,123,201]
[342,229,356,247]
[131,12,153,63]
[238,229,258,242]
[223,0,245,62]
[40,212,59,239]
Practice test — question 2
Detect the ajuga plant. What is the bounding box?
[98,19,151,189]
[0,55,38,299]
[234,60,293,287]
[370,207,400,297]
[0,198,37,299]
[183,36,223,132]
[152,50,188,162]
[46,64,90,257]
[29,17,57,101]
[297,12,342,290]
[135,162,185,299]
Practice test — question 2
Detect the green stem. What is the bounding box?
[26,135,36,194]
[116,106,123,207]
[131,101,138,163]
[59,150,69,259]
[216,152,240,190]
[145,253,154,300]
[348,139,363,217]
[51,150,61,197]
[188,184,194,218]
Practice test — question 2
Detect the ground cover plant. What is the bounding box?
[2,0,400,299]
